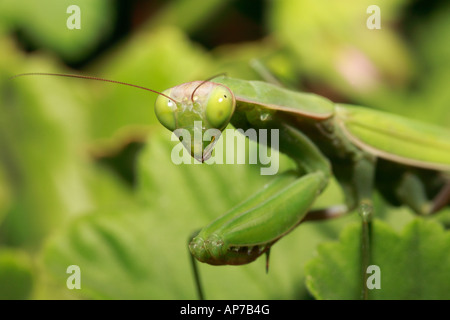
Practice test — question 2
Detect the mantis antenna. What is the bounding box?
[190,73,227,104]
[10,72,180,106]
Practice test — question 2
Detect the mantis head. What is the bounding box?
[155,81,236,162]
[9,73,236,163]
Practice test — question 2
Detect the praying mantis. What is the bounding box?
[11,73,450,300]
[156,76,450,300]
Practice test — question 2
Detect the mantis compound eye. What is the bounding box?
[154,92,177,131]
[205,85,235,129]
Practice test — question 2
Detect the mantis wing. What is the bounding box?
[214,77,334,120]
[336,104,450,171]
[215,78,449,171]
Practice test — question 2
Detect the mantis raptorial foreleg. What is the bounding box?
[188,121,334,298]
[189,171,303,300]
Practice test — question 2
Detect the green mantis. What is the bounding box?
[154,76,450,299]
[11,73,450,300]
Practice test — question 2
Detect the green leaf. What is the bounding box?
[306,219,450,299]
[144,0,233,34]
[43,127,353,299]
[0,249,34,299]
[0,58,92,245]
[0,38,133,246]
[0,0,115,62]
[0,166,12,226]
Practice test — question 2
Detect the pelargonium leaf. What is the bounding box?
[306,219,450,300]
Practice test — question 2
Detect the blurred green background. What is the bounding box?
[0,0,449,299]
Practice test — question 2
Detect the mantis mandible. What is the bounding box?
[11,73,450,300]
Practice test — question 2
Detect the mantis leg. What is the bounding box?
[189,170,323,299]
[302,204,349,222]
[249,58,285,88]
[189,123,332,298]
[430,180,450,214]
[333,152,377,299]
[188,230,205,300]
[189,171,303,299]
[279,122,377,299]
[395,172,450,215]
[354,162,449,299]
[349,155,376,300]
